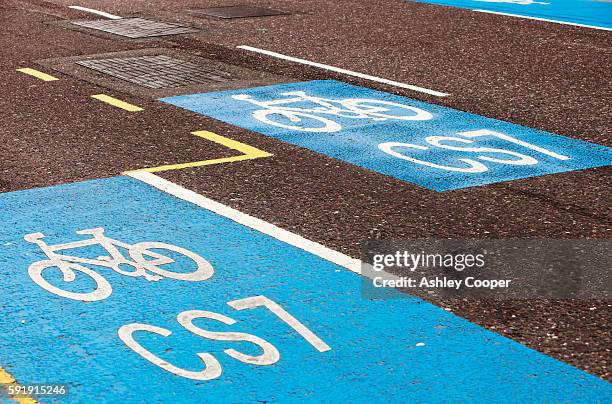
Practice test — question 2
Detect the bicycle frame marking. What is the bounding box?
[234,91,388,120]
[25,227,214,302]
[231,90,433,132]
[2,176,611,401]
[27,228,161,279]
[161,80,612,191]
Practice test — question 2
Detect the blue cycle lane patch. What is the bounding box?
[161,80,612,192]
[413,0,612,30]
[1,176,611,403]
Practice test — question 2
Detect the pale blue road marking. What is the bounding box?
[413,0,612,30]
[161,80,611,192]
[0,176,610,402]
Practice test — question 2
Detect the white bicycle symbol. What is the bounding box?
[25,227,213,302]
[232,91,433,132]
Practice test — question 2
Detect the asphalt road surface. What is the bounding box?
[0,0,610,402]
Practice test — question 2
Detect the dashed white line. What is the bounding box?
[237,45,450,97]
[473,9,612,32]
[68,6,122,20]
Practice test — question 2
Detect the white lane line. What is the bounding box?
[68,6,122,19]
[127,171,395,281]
[473,9,612,32]
[237,45,450,97]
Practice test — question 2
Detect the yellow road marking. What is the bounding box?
[0,366,37,404]
[125,130,273,173]
[91,94,143,112]
[16,68,58,82]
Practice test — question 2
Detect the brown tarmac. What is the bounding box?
[1,0,610,380]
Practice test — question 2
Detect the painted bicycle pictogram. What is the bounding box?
[25,227,213,302]
[232,90,433,132]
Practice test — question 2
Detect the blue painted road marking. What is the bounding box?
[413,0,612,30]
[161,80,612,192]
[1,176,611,402]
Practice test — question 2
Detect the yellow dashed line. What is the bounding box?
[125,130,273,173]
[91,94,143,112]
[16,68,58,82]
[0,366,37,404]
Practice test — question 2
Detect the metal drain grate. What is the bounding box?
[71,17,198,38]
[189,6,289,19]
[76,55,235,89]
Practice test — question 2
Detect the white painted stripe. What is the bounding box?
[473,9,612,32]
[127,172,397,281]
[68,6,122,20]
[237,45,450,97]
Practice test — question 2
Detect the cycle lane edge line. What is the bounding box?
[126,171,364,275]
[126,172,612,389]
[0,174,610,401]
[473,9,612,31]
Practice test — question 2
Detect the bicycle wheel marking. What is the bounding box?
[0,176,610,402]
[161,80,612,192]
[24,228,214,302]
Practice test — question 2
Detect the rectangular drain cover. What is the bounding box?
[71,17,198,38]
[76,55,235,89]
[189,6,289,19]
[38,48,290,98]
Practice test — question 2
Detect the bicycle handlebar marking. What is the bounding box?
[25,227,213,302]
[161,80,612,191]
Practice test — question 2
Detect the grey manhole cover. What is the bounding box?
[38,48,290,98]
[188,6,289,19]
[76,55,235,89]
[70,17,198,38]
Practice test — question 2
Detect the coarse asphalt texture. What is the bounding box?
[1,0,610,381]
